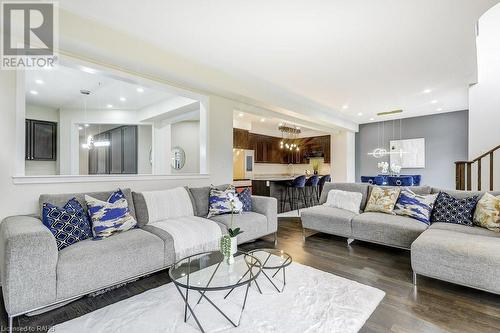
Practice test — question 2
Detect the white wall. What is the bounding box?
[331,131,356,182]
[171,121,200,173]
[468,3,500,190]
[25,104,60,175]
[137,125,153,174]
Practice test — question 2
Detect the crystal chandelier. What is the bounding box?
[279,123,301,152]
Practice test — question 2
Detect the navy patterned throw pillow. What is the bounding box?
[430,192,479,226]
[86,189,137,239]
[42,198,93,251]
[237,187,252,212]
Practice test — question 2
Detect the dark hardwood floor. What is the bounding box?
[2,218,500,332]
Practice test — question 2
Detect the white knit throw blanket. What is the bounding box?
[141,187,195,223]
[150,216,222,260]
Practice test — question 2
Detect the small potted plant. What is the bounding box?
[220,192,243,264]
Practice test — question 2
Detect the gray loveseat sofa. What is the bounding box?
[0,186,277,330]
[301,182,500,294]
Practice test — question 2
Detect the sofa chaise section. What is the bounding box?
[411,223,500,294]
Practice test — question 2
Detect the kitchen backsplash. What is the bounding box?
[253,162,331,176]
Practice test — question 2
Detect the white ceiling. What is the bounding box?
[59,0,499,124]
[26,65,176,110]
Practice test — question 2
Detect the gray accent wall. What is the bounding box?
[355,111,468,190]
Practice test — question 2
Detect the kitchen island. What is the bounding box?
[252,175,322,213]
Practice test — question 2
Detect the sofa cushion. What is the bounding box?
[209,212,267,244]
[207,185,243,218]
[430,192,479,226]
[42,198,92,251]
[323,190,363,214]
[133,186,194,227]
[368,185,431,198]
[473,193,500,232]
[351,212,427,249]
[237,187,252,212]
[188,184,230,217]
[301,206,356,237]
[364,186,400,214]
[393,189,438,225]
[86,190,138,239]
[429,222,500,238]
[319,183,370,210]
[39,188,136,221]
[56,229,164,300]
[411,228,500,294]
[430,188,500,199]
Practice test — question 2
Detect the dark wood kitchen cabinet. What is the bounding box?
[233,128,251,149]
[233,129,330,164]
[25,119,57,161]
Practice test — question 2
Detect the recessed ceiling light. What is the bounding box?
[136,87,144,93]
[107,104,113,108]
[84,124,90,127]
[423,89,432,94]
[29,90,38,95]
[238,112,244,117]
[35,79,44,85]
[342,105,349,110]
[357,112,363,116]
[260,118,265,122]
[431,100,438,104]
[437,108,443,111]
[119,97,126,102]
[369,118,375,121]
[78,126,83,130]
[278,122,283,126]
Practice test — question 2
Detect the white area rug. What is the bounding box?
[53,260,384,333]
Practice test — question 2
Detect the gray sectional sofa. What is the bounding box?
[0,186,277,329]
[301,182,500,294]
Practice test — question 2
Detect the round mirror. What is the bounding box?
[171,146,186,170]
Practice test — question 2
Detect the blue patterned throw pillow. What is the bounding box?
[430,192,479,226]
[42,198,92,250]
[207,185,243,218]
[86,189,137,239]
[237,187,252,212]
[394,189,438,225]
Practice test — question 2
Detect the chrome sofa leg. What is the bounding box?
[8,315,13,333]
[347,238,355,245]
[412,271,417,286]
[302,228,306,243]
[274,232,278,246]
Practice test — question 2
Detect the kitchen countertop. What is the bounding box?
[252,175,323,181]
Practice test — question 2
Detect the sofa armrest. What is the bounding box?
[251,196,278,233]
[0,216,58,315]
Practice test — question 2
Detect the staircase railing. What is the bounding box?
[455,144,500,191]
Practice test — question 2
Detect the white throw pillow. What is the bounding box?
[141,187,195,223]
[323,189,363,214]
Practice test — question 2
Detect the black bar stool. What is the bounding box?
[317,175,331,201]
[281,175,307,213]
[304,175,319,206]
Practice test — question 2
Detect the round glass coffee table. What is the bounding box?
[169,251,262,333]
[245,248,292,293]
